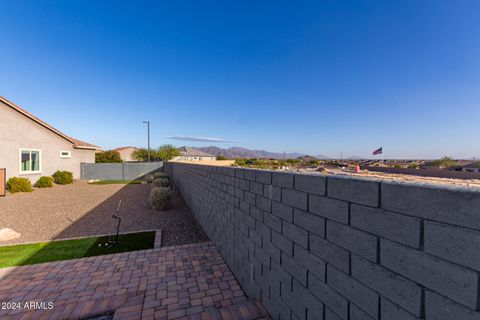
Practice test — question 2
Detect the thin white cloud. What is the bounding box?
[167,136,230,143]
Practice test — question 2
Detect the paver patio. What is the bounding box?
[0,242,269,320]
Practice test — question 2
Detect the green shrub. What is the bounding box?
[6,177,33,193]
[35,176,54,188]
[153,177,170,188]
[95,150,123,163]
[153,172,167,179]
[52,170,73,185]
[149,187,172,210]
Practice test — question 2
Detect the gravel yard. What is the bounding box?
[0,180,208,246]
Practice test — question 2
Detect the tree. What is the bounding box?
[429,156,458,169]
[157,144,180,161]
[132,148,152,162]
[217,155,227,160]
[286,159,300,164]
[95,150,123,163]
[234,158,246,166]
[408,162,420,169]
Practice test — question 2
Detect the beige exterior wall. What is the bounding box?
[0,101,96,182]
[172,156,217,161]
[118,147,137,161]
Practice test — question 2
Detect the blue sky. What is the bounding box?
[1,1,479,159]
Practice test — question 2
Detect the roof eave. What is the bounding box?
[74,145,101,150]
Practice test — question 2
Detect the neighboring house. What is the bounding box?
[461,161,480,173]
[173,146,217,161]
[113,146,138,162]
[0,97,100,181]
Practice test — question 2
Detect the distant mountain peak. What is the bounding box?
[196,146,316,159]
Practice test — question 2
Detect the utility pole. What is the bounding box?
[340,152,343,161]
[143,121,150,162]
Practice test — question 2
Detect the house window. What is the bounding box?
[20,149,41,173]
[60,151,71,158]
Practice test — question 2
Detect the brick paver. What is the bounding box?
[0,242,268,320]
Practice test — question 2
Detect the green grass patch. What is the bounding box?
[88,180,144,185]
[0,231,155,268]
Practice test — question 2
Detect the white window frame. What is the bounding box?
[19,149,42,174]
[60,150,71,158]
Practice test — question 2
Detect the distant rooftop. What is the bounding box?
[113,146,137,151]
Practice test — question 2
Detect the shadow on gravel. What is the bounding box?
[0,171,210,318]
[2,178,209,267]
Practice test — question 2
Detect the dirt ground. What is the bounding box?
[0,180,208,246]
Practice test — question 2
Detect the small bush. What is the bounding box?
[95,150,123,163]
[153,172,167,179]
[149,187,172,210]
[35,176,54,188]
[6,177,33,193]
[153,177,170,188]
[52,170,73,185]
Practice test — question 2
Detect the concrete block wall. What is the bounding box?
[80,162,163,180]
[164,162,480,320]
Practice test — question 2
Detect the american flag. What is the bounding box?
[372,147,383,155]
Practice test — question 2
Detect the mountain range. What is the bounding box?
[196,146,331,160]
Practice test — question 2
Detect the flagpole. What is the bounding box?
[382,147,384,166]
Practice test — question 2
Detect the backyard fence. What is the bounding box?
[166,162,480,320]
[80,162,163,180]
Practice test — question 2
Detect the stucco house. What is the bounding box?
[0,97,100,181]
[173,146,217,161]
[462,161,480,173]
[113,146,138,162]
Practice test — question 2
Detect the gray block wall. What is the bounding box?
[80,162,163,180]
[164,162,480,320]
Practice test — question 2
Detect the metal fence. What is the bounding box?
[80,162,163,180]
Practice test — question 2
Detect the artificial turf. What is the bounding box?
[0,231,155,268]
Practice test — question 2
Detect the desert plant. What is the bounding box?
[6,177,33,193]
[52,170,74,185]
[35,176,54,188]
[216,155,227,160]
[408,162,420,169]
[234,158,246,166]
[95,150,123,163]
[149,187,172,210]
[157,144,180,161]
[153,172,167,179]
[428,156,458,169]
[153,177,170,188]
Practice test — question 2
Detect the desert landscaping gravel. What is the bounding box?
[0,180,208,246]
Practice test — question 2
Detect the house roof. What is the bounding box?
[462,161,480,169]
[113,146,137,152]
[0,96,100,150]
[178,146,215,157]
[456,160,475,167]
